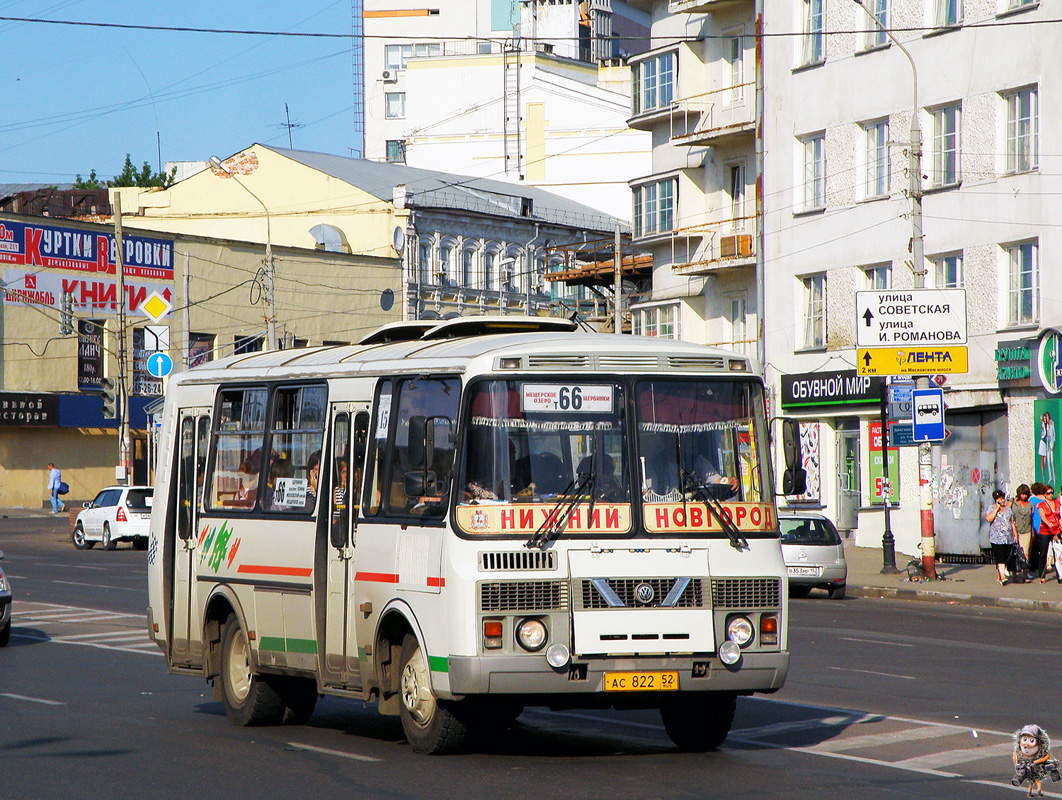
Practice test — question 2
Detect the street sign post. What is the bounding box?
[857,346,968,376]
[911,387,946,441]
[856,288,967,348]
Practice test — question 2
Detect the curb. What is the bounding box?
[850,584,1062,613]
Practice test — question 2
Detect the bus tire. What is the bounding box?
[72,523,94,550]
[398,633,468,754]
[219,614,283,726]
[660,691,736,752]
[278,677,319,725]
[102,524,117,551]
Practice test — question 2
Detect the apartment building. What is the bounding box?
[762,0,1055,555]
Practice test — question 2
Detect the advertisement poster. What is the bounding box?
[868,420,899,504]
[1034,398,1062,487]
[77,319,105,392]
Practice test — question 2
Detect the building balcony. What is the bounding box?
[669,86,755,147]
[668,0,751,13]
[659,217,757,275]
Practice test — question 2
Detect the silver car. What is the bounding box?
[779,511,847,599]
[72,486,154,551]
[0,548,10,646]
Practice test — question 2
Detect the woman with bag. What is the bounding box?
[1040,486,1062,583]
[986,489,1016,586]
[1011,484,1034,582]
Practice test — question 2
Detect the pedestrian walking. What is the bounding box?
[986,489,1016,585]
[1012,484,1034,583]
[46,462,64,514]
[1029,482,1053,580]
[1040,486,1062,583]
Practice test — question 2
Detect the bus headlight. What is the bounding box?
[515,618,548,652]
[726,615,754,647]
[718,640,742,665]
[546,643,570,668]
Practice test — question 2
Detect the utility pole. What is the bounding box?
[614,225,622,335]
[112,194,131,486]
[853,0,936,579]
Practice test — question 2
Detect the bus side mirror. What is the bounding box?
[405,470,439,498]
[780,418,808,496]
[408,416,434,470]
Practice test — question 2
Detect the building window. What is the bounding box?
[1005,86,1038,173]
[863,0,887,48]
[935,0,962,27]
[632,51,675,115]
[418,241,432,283]
[802,274,826,348]
[801,133,826,211]
[726,35,744,103]
[384,43,440,71]
[864,120,889,198]
[234,334,264,355]
[1007,0,1035,9]
[633,178,676,238]
[188,332,215,368]
[1007,241,1037,326]
[438,244,454,285]
[386,140,406,164]
[801,0,825,66]
[633,304,679,339]
[385,92,406,120]
[865,264,890,290]
[483,250,498,290]
[729,163,746,225]
[725,292,748,355]
[931,104,961,186]
[461,248,476,287]
[934,253,963,288]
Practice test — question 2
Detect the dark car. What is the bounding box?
[0,548,10,646]
[779,511,848,599]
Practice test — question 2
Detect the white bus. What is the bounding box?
[146,316,804,754]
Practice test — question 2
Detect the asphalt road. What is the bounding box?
[0,513,1054,799]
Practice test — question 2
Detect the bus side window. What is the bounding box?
[330,413,351,549]
[351,411,369,519]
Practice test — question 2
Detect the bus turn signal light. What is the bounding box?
[759,614,778,645]
[483,619,503,650]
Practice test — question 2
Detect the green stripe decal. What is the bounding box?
[259,636,318,655]
[428,655,449,673]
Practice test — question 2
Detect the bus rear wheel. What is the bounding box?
[219,614,283,726]
[398,633,468,754]
[660,691,736,751]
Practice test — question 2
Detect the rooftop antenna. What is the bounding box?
[278,103,304,149]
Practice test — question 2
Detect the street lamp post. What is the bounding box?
[209,156,277,351]
[851,0,936,578]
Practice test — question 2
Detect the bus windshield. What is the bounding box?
[636,378,767,503]
[460,379,629,507]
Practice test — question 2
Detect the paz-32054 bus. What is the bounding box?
[146,317,803,754]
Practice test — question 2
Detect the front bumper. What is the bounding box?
[787,564,847,587]
[0,590,11,630]
[444,650,789,698]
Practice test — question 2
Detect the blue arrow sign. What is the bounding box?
[146,352,173,379]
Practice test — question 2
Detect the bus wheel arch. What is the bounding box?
[202,586,245,684]
[373,604,421,717]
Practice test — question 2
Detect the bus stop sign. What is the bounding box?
[911,387,945,442]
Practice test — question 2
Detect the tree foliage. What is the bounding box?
[74,154,177,190]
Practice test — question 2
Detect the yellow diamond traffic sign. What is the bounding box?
[857,346,968,376]
[140,291,172,322]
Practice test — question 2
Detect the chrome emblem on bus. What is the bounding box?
[635,582,655,604]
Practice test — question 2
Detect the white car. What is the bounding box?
[72,486,154,551]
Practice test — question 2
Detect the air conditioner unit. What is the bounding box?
[382,69,397,83]
[719,234,753,259]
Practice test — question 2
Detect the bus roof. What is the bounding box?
[171,317,758,387]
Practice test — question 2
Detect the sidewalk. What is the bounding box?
[844,538,1062,613]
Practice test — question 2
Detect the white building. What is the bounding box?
[761,0,1056,555]
[623,0,760,352]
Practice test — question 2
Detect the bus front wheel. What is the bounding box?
[660,691,736,751]
[398,633,468,754]
[219,614,283,726]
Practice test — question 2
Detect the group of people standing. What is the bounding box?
[986,482,1062,585]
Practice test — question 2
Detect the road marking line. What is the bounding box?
[828,666,915,680]
[839,636,914,647]
[286,742,382,762]
[0,693,65,706]
[813,724,979,752]
[890,741,1014,770]
[53,580,138,592]
[57,632,147,643]
[731,714,871,739]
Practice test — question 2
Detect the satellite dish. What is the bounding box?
[392,227,406,254]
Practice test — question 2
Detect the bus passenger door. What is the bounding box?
[171,410,210,666]
[320,404,369,689]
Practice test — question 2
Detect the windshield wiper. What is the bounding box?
[681,470,748,551]
[525,457,595,550]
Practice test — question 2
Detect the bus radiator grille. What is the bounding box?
[479,550,558,571]
[479,580,569,612]
[577,578,706,609]
[711,578,781,609]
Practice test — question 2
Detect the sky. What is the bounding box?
[0,2,360,185]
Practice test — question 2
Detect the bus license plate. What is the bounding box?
[603,671,679,692]
[787,566,820,577]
